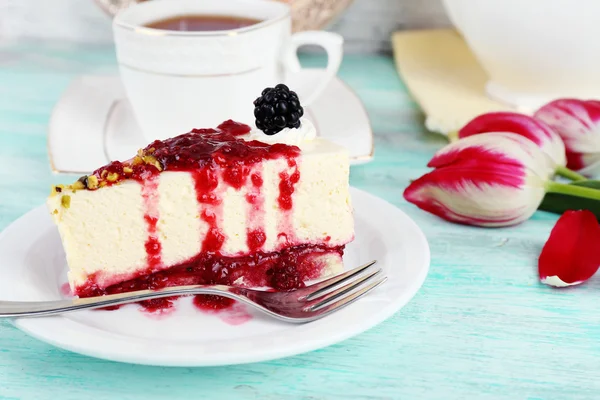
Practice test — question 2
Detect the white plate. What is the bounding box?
[48,72,374,175]
[0,187,429,366]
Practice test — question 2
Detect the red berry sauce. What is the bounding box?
[278,159,300,211]
[74,121,343,314]
[246,166,266,252]
[193,295,236,311]
[141,176,162,270]
[75,244,345,312]
[217,119,252,136]
[88,121,299,188]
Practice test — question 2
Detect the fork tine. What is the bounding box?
[303,260,377,301]
[305,269,383,311]
[307,276,387,316]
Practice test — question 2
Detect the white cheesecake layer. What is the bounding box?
[48,138,353,289]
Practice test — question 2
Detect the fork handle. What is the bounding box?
[0,285,247,318]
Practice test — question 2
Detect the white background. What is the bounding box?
[0,0,451,52]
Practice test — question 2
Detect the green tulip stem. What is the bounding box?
[555,166,587,182]
[546,181,600,201]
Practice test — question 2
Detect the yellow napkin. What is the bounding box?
[391,29,515,135]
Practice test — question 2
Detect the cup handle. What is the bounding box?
[281,31,344,107]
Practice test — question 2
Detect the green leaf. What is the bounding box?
[540,180,600,219]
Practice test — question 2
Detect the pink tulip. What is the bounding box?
[404,132,555,227]
[535,99,600,175]
[458,112,567,169]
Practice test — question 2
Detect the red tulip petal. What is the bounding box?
[539,210,600,287]
[568,151,600,172]
[403,166,535,226]
[458,112,566,167]
[535,99,600,171]
[428,131,553,180]
[565,150,588,170]
[459,112,555,147]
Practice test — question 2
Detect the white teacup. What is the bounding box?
[113,0,343,142]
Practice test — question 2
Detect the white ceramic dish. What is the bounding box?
[48,71,374,175]
[442,0,600,111]
[0,187,429,367]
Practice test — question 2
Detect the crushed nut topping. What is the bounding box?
[49,185,65,196]
[87,175,99,189]
[61,195,71,209]
[142,155,163,171]
[106,172,119,182]
[71,180,85,191]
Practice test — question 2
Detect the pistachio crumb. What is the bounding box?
[106,172,119,182]
[101,170,108,179]
[52,209,58,215]
[142,155,163,171]
[123,166,133,174]
[61,195,71,209]
[72,180,85,191]
[50,185,64,196]
[132,156,143,166]
[87,175,99,189]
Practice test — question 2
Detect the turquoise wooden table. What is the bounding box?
[0,42,598,400]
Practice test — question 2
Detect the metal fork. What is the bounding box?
[0,261,385,323]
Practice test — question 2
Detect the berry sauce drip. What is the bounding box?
[246,166,266,252]
[191,168,220,205]
[140,297,177,314]
[253,84,304,135]
[278,159,300,211]
[141,176,162,270]
[75,244,345,312]
[276,159,301,246]
[191,166,226,253]
[193,295,235,311]
[200,209,226,252]
[247,230,266,252]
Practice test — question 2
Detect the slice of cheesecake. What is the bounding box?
[47,119,354,308]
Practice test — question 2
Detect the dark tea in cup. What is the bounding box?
[145,14,262,31]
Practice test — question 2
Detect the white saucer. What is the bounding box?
[0,188,429,367]
[48,73,374,175]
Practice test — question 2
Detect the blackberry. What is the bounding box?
[253,84,304,135]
